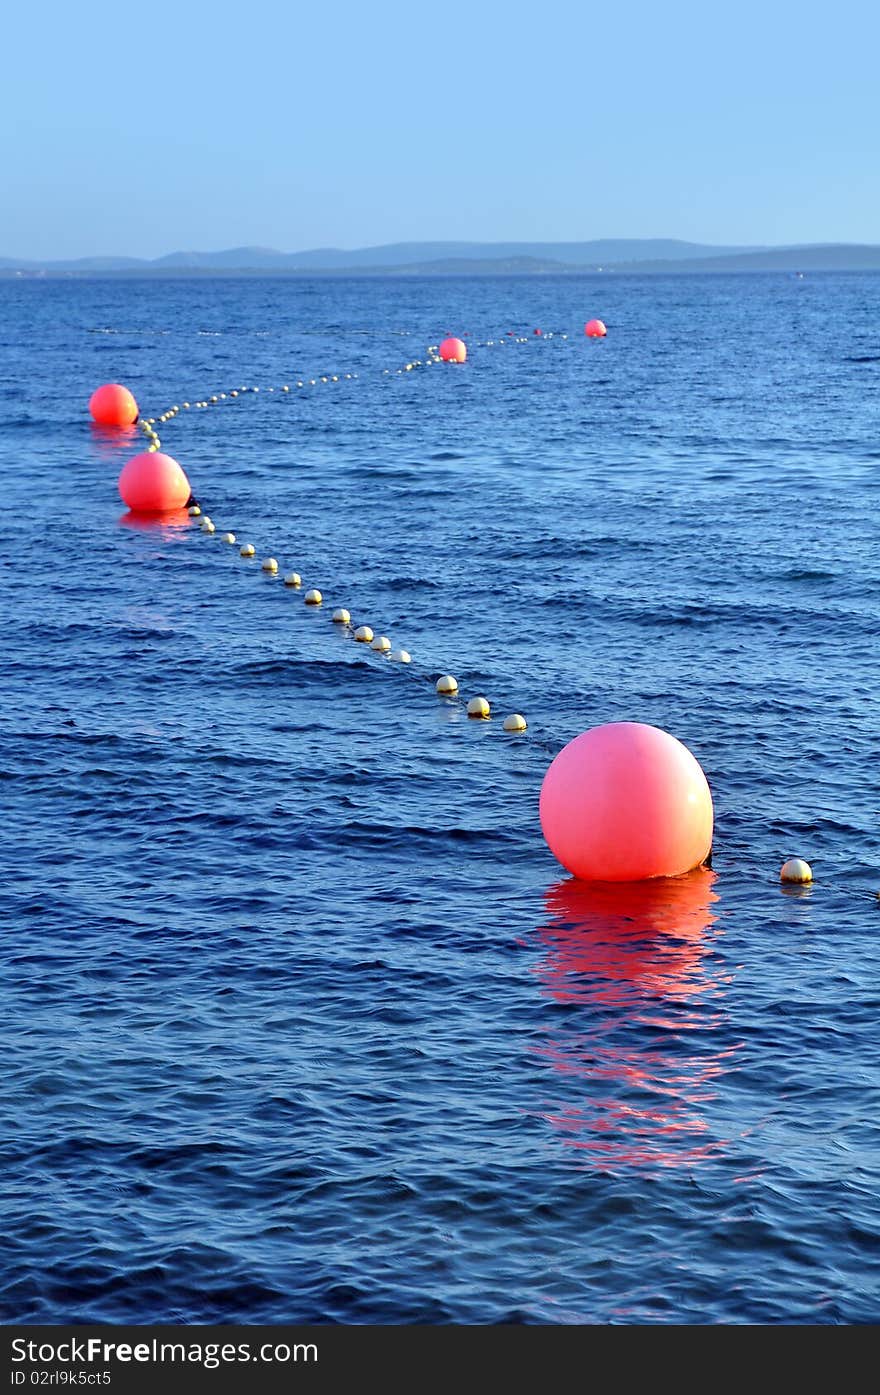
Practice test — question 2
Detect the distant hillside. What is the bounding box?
[3,240,880,277]
[608,243,880,273]
[316,246,880,276]
[0,238,753,275]
[215,239,756,270]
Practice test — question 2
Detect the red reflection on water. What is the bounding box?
[118,508,192,532]
[90,422,140,454]
[535,870,740,1169]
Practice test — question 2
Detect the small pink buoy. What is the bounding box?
[439,336,467,363]
[539,722,713,882]
[585,319,607,338]
[118,451,191,514]
[89,383,139,426]
[534,328,542,336]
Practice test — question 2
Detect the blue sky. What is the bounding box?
[3,0,878,259]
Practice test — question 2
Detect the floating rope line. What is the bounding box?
[187,495,535,744]
[476,331,569,347]
[134,336,567,742]
[138,331,572,452]
[138,372,362,454]
[122,327,876,902]
[140,335,579,739]
[182,507,872,899]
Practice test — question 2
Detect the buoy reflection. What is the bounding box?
[535,869,740,1170]
[90,421,139,454]
[118,507,192,533]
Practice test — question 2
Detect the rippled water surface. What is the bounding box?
[1,273,878,1323]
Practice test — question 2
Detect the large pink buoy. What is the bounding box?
[539,722,713,882]
[90,383,139,426]
[439,336,467,363]
[118,451,191,513]
[584,319,607,338]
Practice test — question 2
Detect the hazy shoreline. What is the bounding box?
[5,263,880,281]
[5,241,880,279]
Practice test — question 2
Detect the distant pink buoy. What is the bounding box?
[539,722,713,882]
[534,328,543,336]
[89,383,139,426]
[439,336,467,363]
[584,319,607,338]
[118,451,191,514]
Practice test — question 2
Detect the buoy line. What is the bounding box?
[124,331,567,758]
[96,320,873,893]
[137,373,361,455]
[181,516,873,899]
[126,336,580,735]
[135,330,573,452]
[188,500,531,739]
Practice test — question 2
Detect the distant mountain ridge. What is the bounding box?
[0,239,751,272]
[3,239,880,275]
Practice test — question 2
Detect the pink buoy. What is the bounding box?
[584,319,607,338]
[539,722,713,882]
[118,451,191,514]
[89,383,139,426]
[439,336,467,363]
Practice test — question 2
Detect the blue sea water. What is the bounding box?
[0,272,878,1325]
